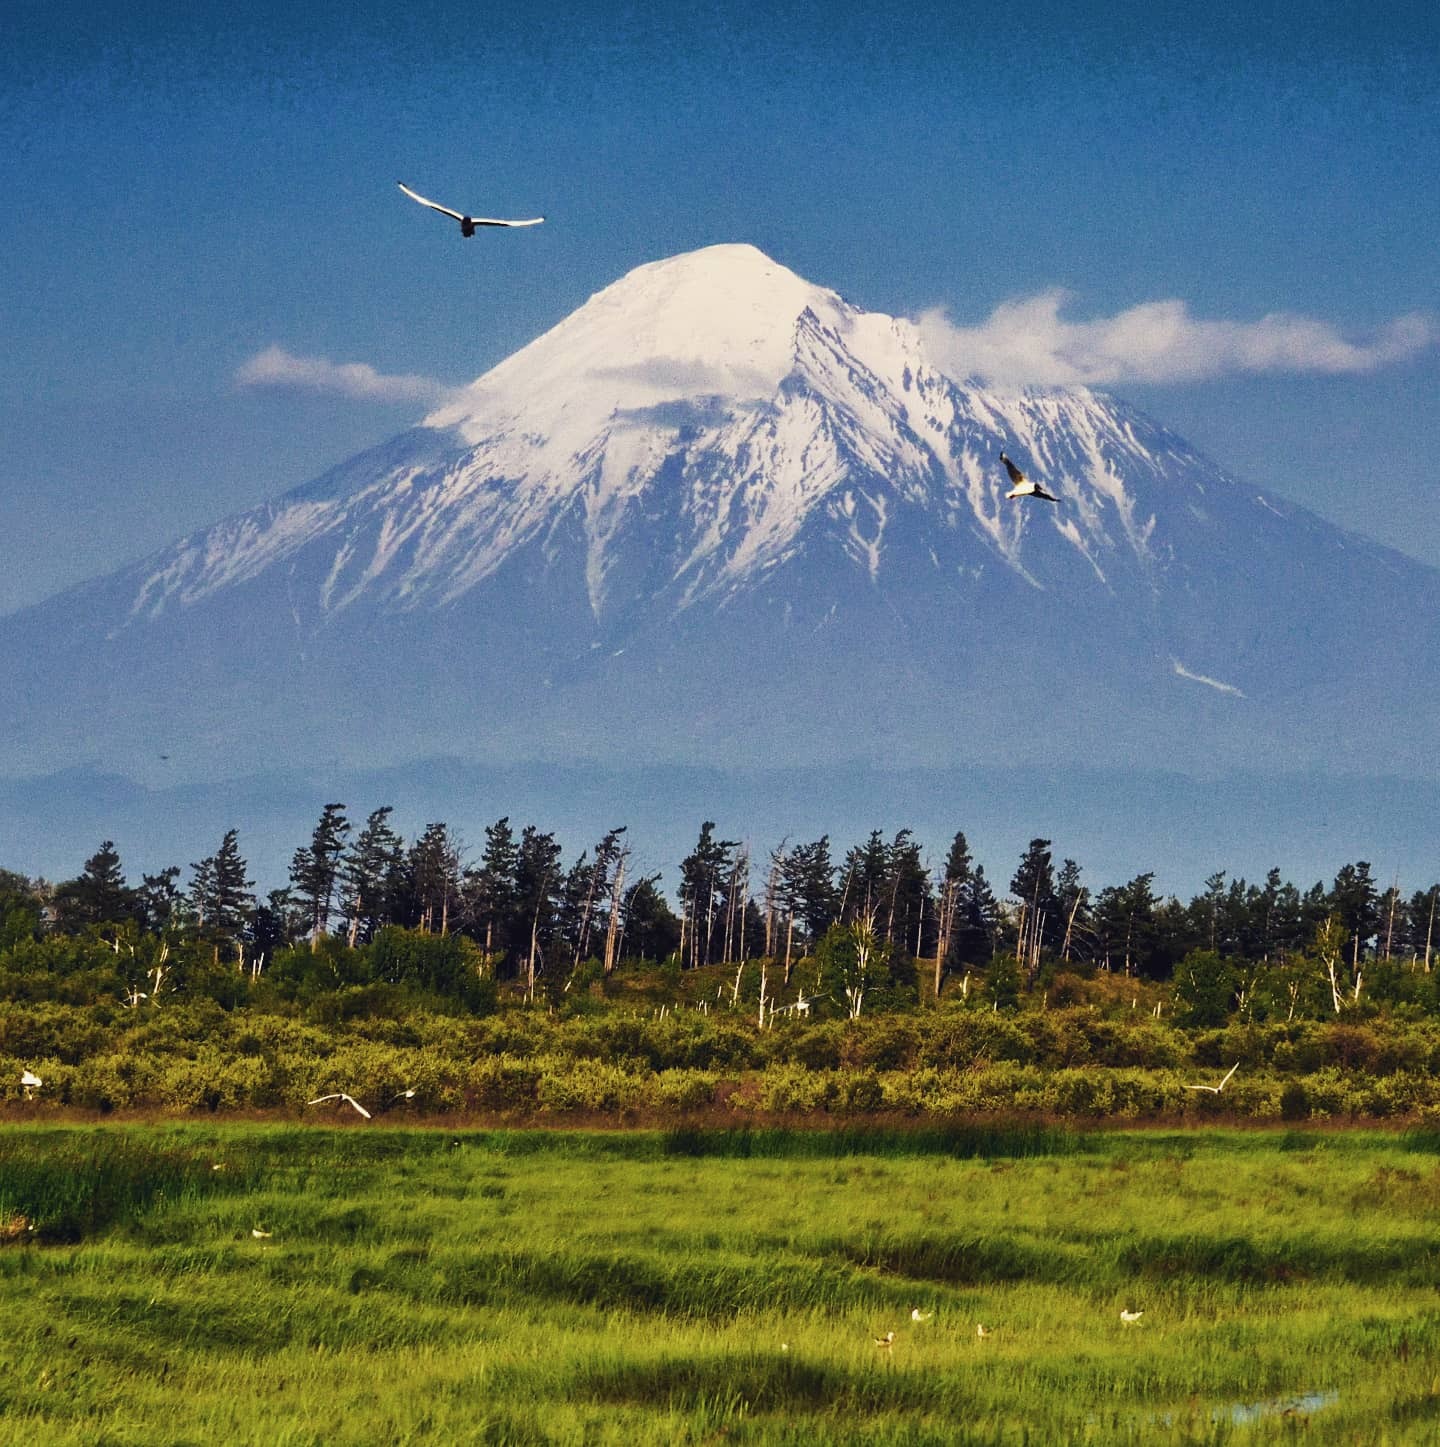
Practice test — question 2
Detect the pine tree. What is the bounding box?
[407,822,460,934]
[464,817,519,958]
[677,822,738,969]
[210,830,254,937]
[1010,838,1059,979]
[189,830,254,963]
[53,840,135,931]
[1094,872,1159,977]
[515,825,562,995]
[289,803,351,951]
[340,806,404,946]
[1329,862,1379,969]
[785,836,837,944]
[136,866,183,934]
[1056,857,1089,963]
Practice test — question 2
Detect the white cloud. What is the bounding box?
[916,290,1436,388]
[235,345,458,406]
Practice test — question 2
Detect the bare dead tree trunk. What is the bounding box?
[933,878,958,1003]
[1061,889,1085,964]
[602,850,629,978]
[1426,891,1437,974]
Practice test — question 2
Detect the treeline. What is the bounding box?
[2,806,1437,1026]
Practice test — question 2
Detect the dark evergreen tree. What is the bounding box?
[557,850,595,965]
[136,865,183,934]
[880,829,930,957]
[1055,857,1090,963]
[782,836,837,945]
[1094,872,1160,977]
[339,806,404,946]
[562,826,627,970]
[1009,838,1060,961]
[515,825,562,988]
[53,840,135,931]
[839,830,890,923]
[463,817,519,957]
[289,803,351,951]
[1404,884,1439,968]
[190,829,254,946]
[619,874,680,962]
[249,887,302,961]
[404,822,461,934]
[1329,862,1379,965]
[957,863,1000,964]
[677,822,738,968]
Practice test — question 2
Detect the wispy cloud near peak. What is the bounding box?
[235,346,459,406]
[916,291,1435,388]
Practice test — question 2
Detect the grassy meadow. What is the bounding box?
[2,1123,1439,1443]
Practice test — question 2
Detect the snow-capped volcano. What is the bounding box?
[4,243,1439,784]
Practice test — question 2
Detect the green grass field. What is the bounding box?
[2,1123,1439,1443]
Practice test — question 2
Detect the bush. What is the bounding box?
[1280,1080,1311,1121]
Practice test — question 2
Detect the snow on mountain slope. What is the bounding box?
[4,242,1439,783]
[112,243,1266,628]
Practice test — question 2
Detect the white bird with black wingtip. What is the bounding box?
[397,182,544,237]
[1001,451,1059,503]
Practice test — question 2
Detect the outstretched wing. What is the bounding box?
[1000,453,1026,486]
[466,215,546,228]
[397,182,466,223]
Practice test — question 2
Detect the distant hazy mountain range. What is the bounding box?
[3,244,1436,883]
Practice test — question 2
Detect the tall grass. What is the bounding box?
[0,1124,1436,1442]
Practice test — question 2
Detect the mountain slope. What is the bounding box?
[3,243,1437,784]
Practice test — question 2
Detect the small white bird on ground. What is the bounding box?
[976,1323,992,1339]
[911,1308,933,1323]
[308,1093,373,1119]
[1185,1062,1240,1094]
[397,182,544,236]
[875,1331,896,1350]
[1120,1308,1144,1324]
[1001,451,1059,503]
[20,1069,41,1097]
[251,1227,272,1240]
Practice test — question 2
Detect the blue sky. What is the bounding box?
[3,0,1437,616]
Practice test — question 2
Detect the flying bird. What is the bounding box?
[1120,1308,1144,1324]
[397,181,544,236]
[20,1069,41,1097]
[308,1092,373,1120]
[390,1088,418,1103]
[1001,451,1058,503]
[1185,1062,1240,1094]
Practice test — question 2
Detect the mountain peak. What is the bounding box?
[427,244,846,442]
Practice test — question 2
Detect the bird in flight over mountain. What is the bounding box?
[397,182,545,236]
[1001,452,1058,502]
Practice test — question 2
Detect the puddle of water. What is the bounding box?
[1224,1390,1339,1425]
